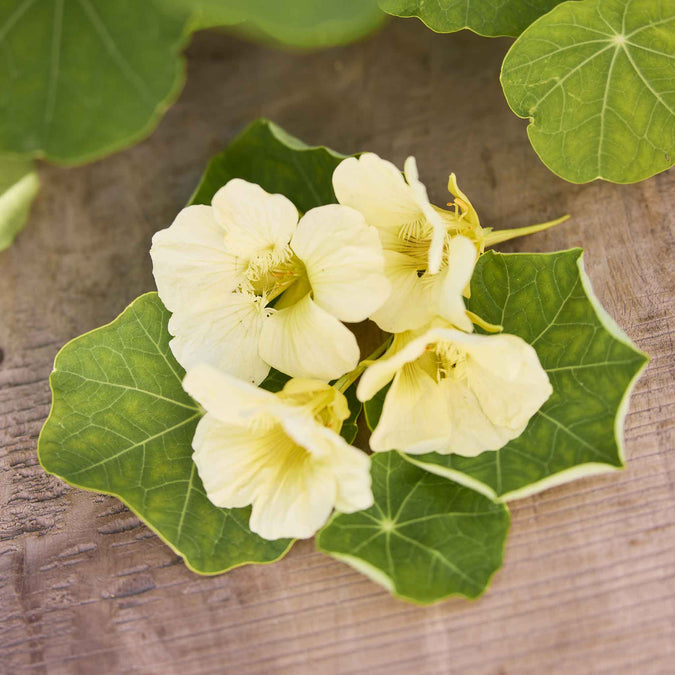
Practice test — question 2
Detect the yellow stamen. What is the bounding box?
[466,311,503,333]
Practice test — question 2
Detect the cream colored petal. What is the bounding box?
[279,379,351,426]
[170,291,270,384]
[462,333,552,430]
[211,178,298,259]
[290,204,390,322]
[403,156,445,275]
[249,453,338,540]
[259,294,359,381]
[330,447,374,513]
[182,363,276,425]
[369,250,437,333]
[332,153,421,243]
[191,414,266,508]
[440,378,517,456]
[448,173,481,231]
[405,326,551,452]
[435,235,476,332]
[151,205,242,311]
[357,330,433,402]
[281,415,373,513]
[369,364,453,454]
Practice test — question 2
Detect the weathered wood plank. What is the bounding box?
[1,21,673,675]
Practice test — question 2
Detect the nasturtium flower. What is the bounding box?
[151,179,389,384]
[332,153,565,334]
[357,324,553,457]
[332,153,480,333]
[183,364,373,540]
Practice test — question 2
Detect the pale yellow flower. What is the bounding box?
[332,153,479,333]
[151,179,390,384]
[333,153,566,334]
[357,323,552,457]
[183,364,373,540]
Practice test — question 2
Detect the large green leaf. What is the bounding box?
[0,156,39,251]
[317,452,510,604]
[501,0,675,183]
[365,249,648,501]
[171,0,386,48]
[0,0,191,165]
[189,118,346,212]
[38,292,293,573]
[0,1,384,166]
[378,0,564,37]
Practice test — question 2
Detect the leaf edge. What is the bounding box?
[315,452,512,605]
[37,291,295,575]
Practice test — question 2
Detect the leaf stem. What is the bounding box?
[334,337,392,393]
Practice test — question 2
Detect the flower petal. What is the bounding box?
[369,364,453,454]
[435,235,476,332]
[403,156,445,275]
[191,414,266,508]
[369,250,438,333]
[169,291,270,384]
[440,377,517,456]
[259,294,359,381]
[357,331,431,401]
[282,415,373,513]
[211,178,298,260]
[448,173,481,232]
[249,452,338,540]
[332,153,421,245]
[290,204,390,322]
[150,205,242,311]
[461,333,553,430]
[183,363,276,425]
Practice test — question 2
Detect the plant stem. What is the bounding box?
[334,337,392,393]
[483,214,569,247]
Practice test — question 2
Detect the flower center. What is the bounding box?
[278,387,345,433]
[429,340,469,383]
[243,244,301,296]
[397,218,435,273]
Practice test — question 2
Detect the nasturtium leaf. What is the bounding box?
[0,0,191,165]
[189,118,346,212]
[168,0,386,48]
[0,156,39,251]
[340,385,363,445]
[501,0,675,183]
[317,452,510,604]
[365,249,648,501]
[38,292,293,573]
[378,0,564,37]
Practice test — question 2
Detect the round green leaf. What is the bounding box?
[365,249,648,501]
[0,0,190,164]
[0,156,39,250]
[317,452,510,604]
[378,0,564,37]
[172,0,386,48]
[38,293,293,574]
[501,0,675,183]
[189,118,346,212]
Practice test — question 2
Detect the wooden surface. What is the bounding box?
[1,20,673,675]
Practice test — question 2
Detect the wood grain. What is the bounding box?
[1,20,673,675]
